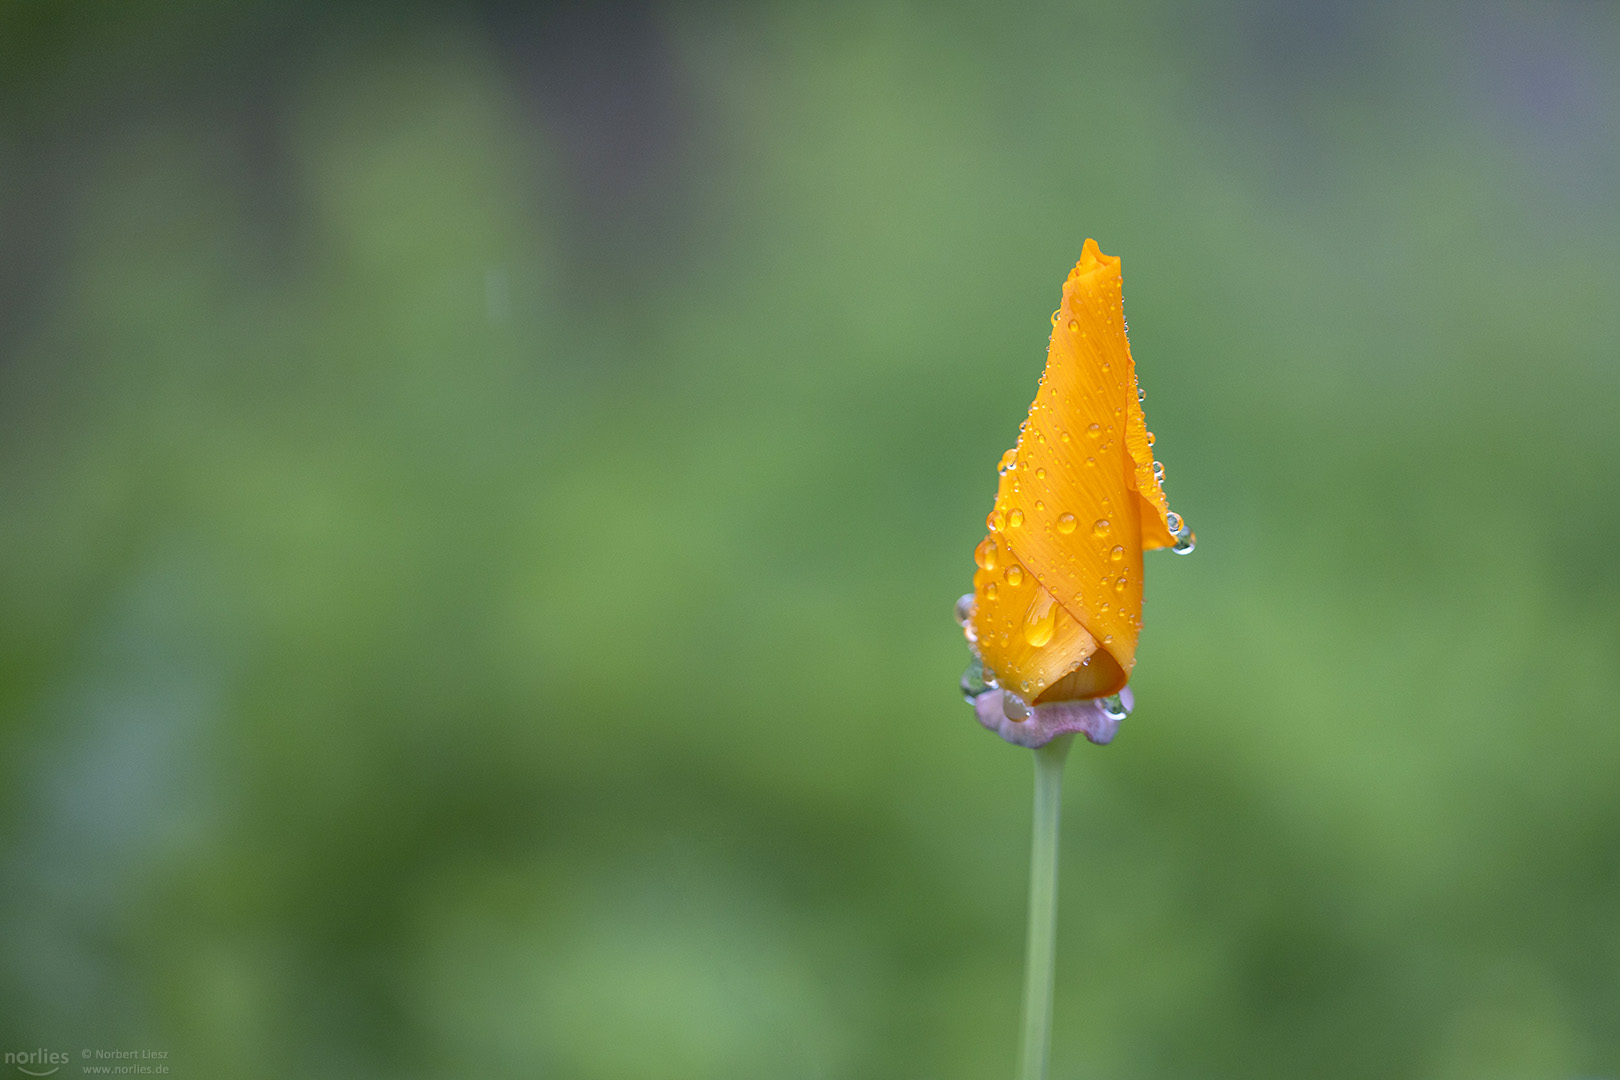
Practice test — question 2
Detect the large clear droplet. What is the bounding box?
[954,593,975,628]
[1167,510,1195,555]
[1101,693,1130,721]
[1002,691,1032,722]
[960,657,995,702]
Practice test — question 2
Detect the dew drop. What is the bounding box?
[954,593,974,626]
[985,582,998,600]
[1023,592,1058,647]
[998,449,1018,476]
[1166,511,1183,533]
[1093,519,1111,538]
[1060,430,1071,443]
[1035,467,1046,480]
[1103,633,1114,644]
[1137,386,1146,402]
[977,539,999,571]
[1086,423,1102,440]
[1146,430,1156,446]
[960,656,997,702]
[1085,456,1097,468]
[1008,508,1025,529]
[1152,461,1165,482]
[1056,512,1077,534]
[1004,691,1031,722]
[1114,577,1127,593]
[1067,319,1079,332]
[1004,565,1024,586]
[1034,500,1045,512]
[1101,694,1130,721]
[1110,544,1125,563]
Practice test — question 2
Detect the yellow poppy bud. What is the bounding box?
[960,240,1191,746]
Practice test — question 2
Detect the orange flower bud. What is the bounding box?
[962,240,1191,737]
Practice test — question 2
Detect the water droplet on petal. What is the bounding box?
[1114,577,1127,593]
[1137,386,1146,402]
[1035,467,1046,480]
[1152,461,1165,482]
[1093,519,1111,538]
[985,582,998,600]
[1023,592,1058,647]
[1166,511,1183,533]
[1004,691,1031,721]
[1086,423,1102,440]
[998,449,1018,476]
[1008,509,1025,528]
[1034,500,1044,512]
[1110,544,1125,562]
[1060,431,1071,443]
[1101,694,1130,721]
[1085,456,1096,468]
[975,539,999,571]
[1146,430,1156,446]
[1067,319,1079,332]
[1004,565,1024,586]
[954,593,975,627]
[1056,512,1077,534]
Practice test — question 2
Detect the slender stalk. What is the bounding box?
[1016,733,1073,1080]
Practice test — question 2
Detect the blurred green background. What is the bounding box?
[2,2,1618,1077]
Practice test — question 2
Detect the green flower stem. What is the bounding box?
[1017,733,1073,1080]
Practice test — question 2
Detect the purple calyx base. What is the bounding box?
[972,686,1133,748]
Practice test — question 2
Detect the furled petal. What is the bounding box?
[970,240,1187,705]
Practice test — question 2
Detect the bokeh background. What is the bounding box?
[2,2,1618,1077]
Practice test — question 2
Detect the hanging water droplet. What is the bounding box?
[1146,430,1155,446]
[960,656,994,702]
[975,539,998,571]
[1152,461,1165,482]
[1093,519,1111,538]
[998,449,1018,476]
[1003,691,1032,722]
[1167,510,1195,555]
[954,593,975,627]
[1056,512,1077,534]
[1137,386,1146,402]
[1101,694,1130,721]
[1004,565,1024,586]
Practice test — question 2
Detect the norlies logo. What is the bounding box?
[4,1049,67,1077]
